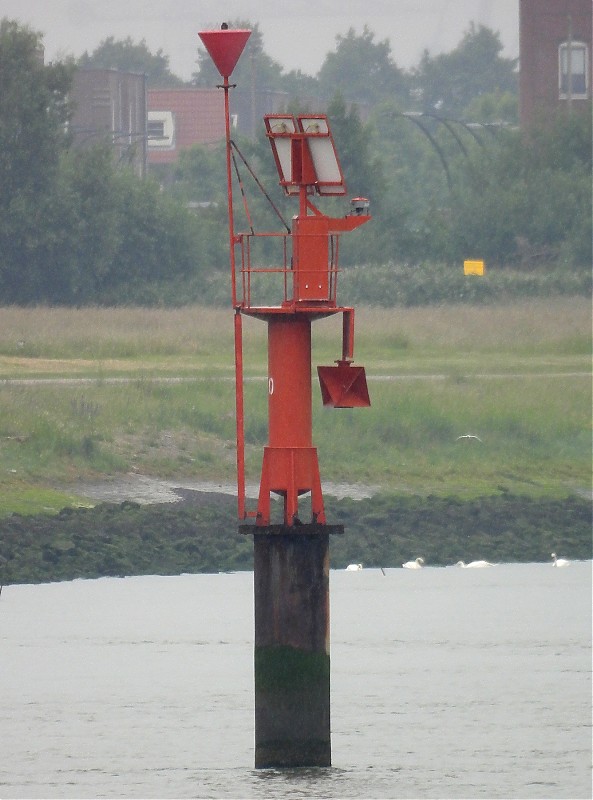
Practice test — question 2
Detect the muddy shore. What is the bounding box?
[65,474,380,508]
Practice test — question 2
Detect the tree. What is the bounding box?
[28,143,210,305]
[412,23,517,118]
[317,26,408,108]
[0,18,74,302]
[326,95,383,203]
[0,19,73,204]
[443,112,592,266]
[0,21,207,305]
[174,143,228,205]
[368,99,451,262]
[462,90,518,124]
[279,69,320,104]
[321,95,387,264]
[78,37,184,86]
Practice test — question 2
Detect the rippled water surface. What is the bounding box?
[1,562,591,798]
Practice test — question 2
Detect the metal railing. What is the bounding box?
[236,232,341,309]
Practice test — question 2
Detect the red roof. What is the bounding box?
[147,89,225,164]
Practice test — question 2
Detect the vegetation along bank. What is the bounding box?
[0,492,590,586]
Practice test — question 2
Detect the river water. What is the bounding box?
[1,561,590,799]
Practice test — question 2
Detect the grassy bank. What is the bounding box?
[0,298,590,516]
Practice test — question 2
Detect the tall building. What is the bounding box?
[70,69,147,177]
[519,0,592,126]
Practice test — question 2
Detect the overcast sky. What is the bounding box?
[2,0,519,78]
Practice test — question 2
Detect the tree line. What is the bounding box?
[0,18,590,307]
[83,21,519,123]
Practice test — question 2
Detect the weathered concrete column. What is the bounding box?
[241,523,342,768]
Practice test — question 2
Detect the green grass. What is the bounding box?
[313,375,590,497]
[0,485,93,517]
[0,298,590,515]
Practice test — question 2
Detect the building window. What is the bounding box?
[147,111,175,149]
[559,41,589,98]
[147,120,165,139]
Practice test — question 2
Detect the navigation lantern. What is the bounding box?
[351,197,370,215]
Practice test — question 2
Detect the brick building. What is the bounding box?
[147,89,225,165]
[519,0,592,126]
[147,88,289,165]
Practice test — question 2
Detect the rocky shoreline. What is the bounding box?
[1,491,590,586]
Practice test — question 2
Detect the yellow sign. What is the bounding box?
[464,260,485,275]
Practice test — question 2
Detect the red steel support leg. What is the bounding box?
[234,309,246,519]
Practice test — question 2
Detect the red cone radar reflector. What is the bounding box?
[198,28,251,78]
[317,362,371,408]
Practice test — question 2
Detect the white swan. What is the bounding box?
[551,552,570,567]
[345,563,363,571]
[402,557,424,569]
[455,560,494,568]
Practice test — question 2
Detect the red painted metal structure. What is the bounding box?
[198,26,371,528]
[199,23,372,771]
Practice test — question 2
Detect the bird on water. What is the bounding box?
[402,557,425,569]
[551,552,570,567]
[455,560,494,568]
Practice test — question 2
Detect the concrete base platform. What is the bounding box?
[240,523,341,768]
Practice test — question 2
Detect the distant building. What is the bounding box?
[70,69,147,177]
[147,88,289,165]
[519,0,592,126]
[147,89,225,165]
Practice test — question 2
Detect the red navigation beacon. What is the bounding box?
[199,27,371,528]
[198,23,372,770]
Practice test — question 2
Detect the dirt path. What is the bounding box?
[1,371,590,387]
[66,474,380,507]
